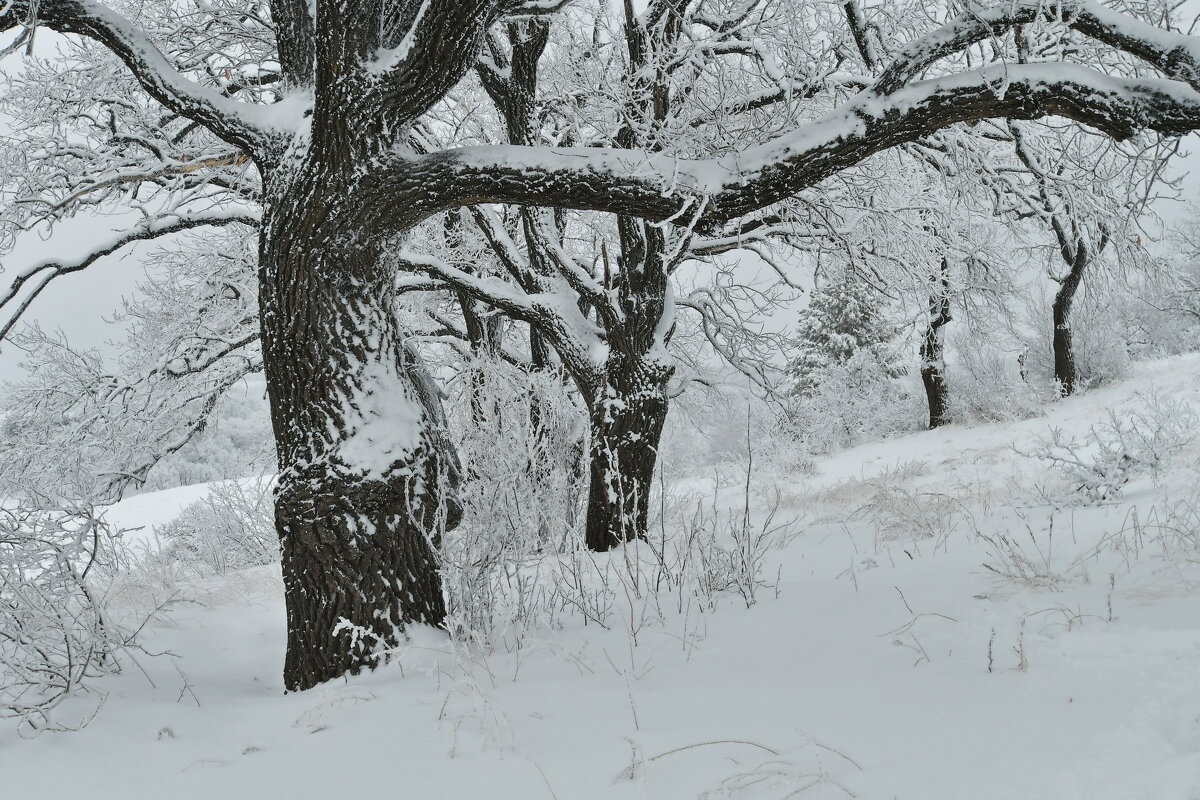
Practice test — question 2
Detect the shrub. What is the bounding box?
[156,478,277,575]
[0,504,130,733]
[785,350,922,454]
[1020,394,1196,502]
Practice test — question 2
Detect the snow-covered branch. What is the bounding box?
[398,247,604,384]
[0,211,257,341]
[0,0,280,153]
[873,0,1200,97]
[387,62,1200,230]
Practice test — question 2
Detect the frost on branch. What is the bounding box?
[0,500,131,734]
[1019,393,1196,502]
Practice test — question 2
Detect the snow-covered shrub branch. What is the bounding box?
[0,228,262,504]
[0,499,132,733]
[156,478,276,576]
[1020,394,1196,502]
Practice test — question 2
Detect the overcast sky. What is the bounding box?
[0,212,159,382]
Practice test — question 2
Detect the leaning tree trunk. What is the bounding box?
[259,169,456,692]
[1053,245,1089,397]
[920,258,952,429]
[585,355,672,552]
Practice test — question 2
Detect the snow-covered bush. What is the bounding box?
[948,338,1046,423]
[0,503,131,733]
[439,358,588,638]
[434,357,796,647]
[661,382,814,477]
[782,275,920,451]
[1021,395,1196,502]
[1110,257,1200,360]
[156,479,277,575]
[786,349,922,454]
[1060,295,1135,388]
[0,229,263,507]
[854,479,968,548]
[661,482,788,610]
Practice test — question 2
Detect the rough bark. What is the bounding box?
[585,355,672,552]
[259,165,457,692]
[920,257,953,428]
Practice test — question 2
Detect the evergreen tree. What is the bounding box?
[787,277,898,397]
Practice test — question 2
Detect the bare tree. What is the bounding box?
[1008,119,1173,395]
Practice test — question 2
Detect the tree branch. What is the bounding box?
[872,0,1200,97]
[1,0,280,154]
[397,248,603,383]
[377,63,1200,230]
[0,213,256,341]
[357,0,498,128]
[269,0,315,88]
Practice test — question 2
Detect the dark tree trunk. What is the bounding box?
[1052,243,1089,397]
[1052,301,1078,396]
[259,170,456,692]
[920,257,952,429]
[584,356,671,551]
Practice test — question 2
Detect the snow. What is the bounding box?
[336,359,425,479]
[6,356,1200,797]
[102,476,274,550]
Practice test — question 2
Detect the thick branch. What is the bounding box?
[375,63,1200,230]
[269,0,316,88]
[360,0,497,128]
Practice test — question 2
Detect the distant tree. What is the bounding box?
[787,276,898,397]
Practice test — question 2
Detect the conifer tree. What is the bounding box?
[787,278,898,397]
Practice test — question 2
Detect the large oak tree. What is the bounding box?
[5,0,1200,690]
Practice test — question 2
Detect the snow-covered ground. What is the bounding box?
[6,356,1200,799]
[103,475,275,551]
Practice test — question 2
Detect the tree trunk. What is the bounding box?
[920,258,952,429]
[259,174,456,692]
[1053,246,1088,397]
[584,356,671,552]
[1052,304,1078,396]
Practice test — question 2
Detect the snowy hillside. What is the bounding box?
[4,356,1200,800]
